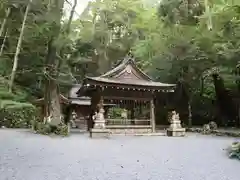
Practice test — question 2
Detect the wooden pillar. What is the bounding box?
[99,96,104,110]
[90,89,101,112]
[130,101,135,125]
[150,99,156,133]
[104,106,109,117]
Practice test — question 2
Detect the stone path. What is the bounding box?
[0,129,239,180]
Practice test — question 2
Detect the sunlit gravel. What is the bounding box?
[0,129,239,180]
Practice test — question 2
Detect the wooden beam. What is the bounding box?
[150,99,156,133]
[104,96,151,101]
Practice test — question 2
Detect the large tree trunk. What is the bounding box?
[44,40,62,125]
[53,0,78,125]
[9,1,31,92]
[235,65,240,126]
[44,0,65,126]
[181,65,193,127]
[0,7,11,37]
[212,73,238,126]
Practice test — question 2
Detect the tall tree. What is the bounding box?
[0,7,10,36]
[9,0,32,92]
[78,0,145,74]
[43,0,65,125]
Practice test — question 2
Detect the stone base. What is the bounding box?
[90,128,110,138]
[167,128,186,137]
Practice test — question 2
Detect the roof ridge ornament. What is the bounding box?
[127,50,134,59]
[126,65,132,74]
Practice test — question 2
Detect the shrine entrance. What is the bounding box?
[78,56,176,134]
[103,93,156,134]
[105,99,151,126]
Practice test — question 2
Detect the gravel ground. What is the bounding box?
[0,129,239,180]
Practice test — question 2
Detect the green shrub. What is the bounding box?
[33,122,51,135]
[0,100,37,128]
[0,91,15,100]
[108,107,124,118]
[186,127,240,137]
[0,86,28,102]
[55,123,69,136]
[33,121,69,136]
[0,83,38,128]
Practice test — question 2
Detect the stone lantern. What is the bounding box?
[167,111,185,137]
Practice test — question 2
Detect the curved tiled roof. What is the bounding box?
[84,56,176,89]
[86,77,175,88]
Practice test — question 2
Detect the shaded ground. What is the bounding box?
[0,129,239,180]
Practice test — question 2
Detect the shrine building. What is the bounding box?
[77,55,176,134]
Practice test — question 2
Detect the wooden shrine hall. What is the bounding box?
[77,56,176,134]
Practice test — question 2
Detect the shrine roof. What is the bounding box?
[69,84,115,106]
[84,56,175,88]
[68,84,90,105]
[86,76,175,87]
[99,56,152,80]
[69,84,84,99]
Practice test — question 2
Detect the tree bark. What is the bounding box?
[9,0,32,92]
[0,7,11,37]
[66,0,77,34]
[44,0,65,126]
[0,29,8,57]
[58,0,78,71]
[188,100,192,127]
[212,73,238,126]
[204,0,212,30]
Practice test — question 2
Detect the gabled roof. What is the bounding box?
[99,56,153,81]
[84,56,176,89]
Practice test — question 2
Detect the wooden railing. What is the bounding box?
[106,118,151,127]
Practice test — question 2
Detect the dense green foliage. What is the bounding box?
[33,121,69,136]
[0,78,37,128]
[0,0,240,128]
[0,102,36,128]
